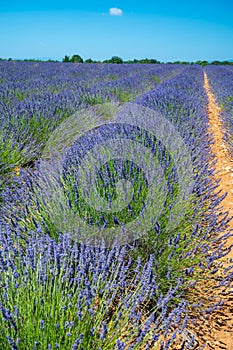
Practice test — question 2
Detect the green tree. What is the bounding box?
[150,58,161,64]
[195,60,208,67]
[85,58,94,63]
[70,54,83,63]
[62,55,70,62]
[104,56,123,64]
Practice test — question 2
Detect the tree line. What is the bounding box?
[62,55,233,66]
[0,56,233,66]
[62,55,161,64]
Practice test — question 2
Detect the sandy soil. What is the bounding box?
[177,73,233,350]
[199,72,233,349]
[167,72,233,350]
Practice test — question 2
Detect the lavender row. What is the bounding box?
[0,62,182,179]
[136,65,212,229]
[137,65,208,149]
[134,64,233,313]
[0,223,188,349]
[0,62,181,104]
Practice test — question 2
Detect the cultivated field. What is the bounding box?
[0,62,232,349]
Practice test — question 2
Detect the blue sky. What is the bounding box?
[1,0,233,61]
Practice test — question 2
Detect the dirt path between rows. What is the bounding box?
[197,72,233,349]
[204,72,233,231]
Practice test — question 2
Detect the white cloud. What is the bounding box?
[109,8,123,16]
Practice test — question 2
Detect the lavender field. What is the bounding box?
[0,62,232,349]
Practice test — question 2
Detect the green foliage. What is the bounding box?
[85,58,97,63]
[103,56,123,64]
[1,56,233,65]
[151,75,161,84]
[62,54,84,63]
[62,55,70,62]
[114,89,133,102]
[70,54,83,63]
[195,60,208,67]
[130,58,161,64]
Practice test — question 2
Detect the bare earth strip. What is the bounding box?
[165,72,233,350]
[201,72,233,349]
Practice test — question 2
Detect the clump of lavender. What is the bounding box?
[0,223,188,349]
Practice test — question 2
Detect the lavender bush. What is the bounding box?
[0,224,189,350]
